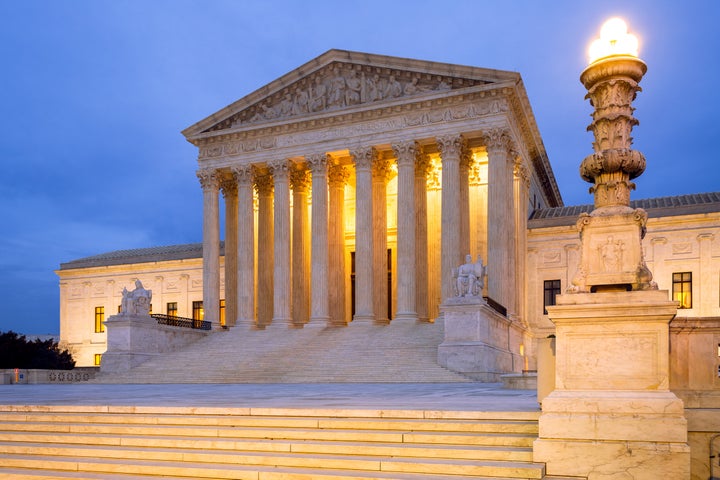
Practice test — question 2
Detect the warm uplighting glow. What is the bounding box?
[588,17,639,64]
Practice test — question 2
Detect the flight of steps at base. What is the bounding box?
[94,320,472,384]
[0,405,554,480]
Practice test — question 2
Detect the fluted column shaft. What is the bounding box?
[270,160,292,325]
[514,162,530,323]
[485,129,515,311]
[328,162,349,326]
[350,147,375,323]
[255,172,274,327]
[232,166,255,327]
[392,141,418,322]
[197,168,221,327]
[307,154,330,323]
[459,144,472,259]
[372,155,390,324]
[437,135,464,302]
[221,179,238,327]
[415,150,430,322]
[291,167,310,327]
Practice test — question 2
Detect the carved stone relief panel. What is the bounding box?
[206,62,491,132]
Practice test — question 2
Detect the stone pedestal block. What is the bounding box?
[101,314,209,374]
[437,300,525,381]
[534,290,690,479]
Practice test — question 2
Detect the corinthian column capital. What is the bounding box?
[349,146,377,171]
[328,163,349,187]
[436,134,465,158]
[306,153,330,174]
[391,141,418,167]
[231,165,254,186]
[197,168,221,191]
[268,159,292,179]
[483,128,515,155]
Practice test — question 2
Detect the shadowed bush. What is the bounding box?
[0,331,75,369]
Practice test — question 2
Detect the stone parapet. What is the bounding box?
[101,314,209,374]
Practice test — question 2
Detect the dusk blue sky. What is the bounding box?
[1,1,718,335]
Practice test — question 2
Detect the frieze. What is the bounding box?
[197,96,509,160]
[205,62,490,132]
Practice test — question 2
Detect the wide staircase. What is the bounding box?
[0,405,567,480]
[94,319,471,383]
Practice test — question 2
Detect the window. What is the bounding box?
[543,280,561,315]
[117,305,121,314]
[94,307,105,333]
[192,301,204,321]
[673,272,692,309]
[167,302,178,317]
[219,299,226,326]
[94,354,102,366]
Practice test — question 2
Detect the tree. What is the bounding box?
[0,331,75,369]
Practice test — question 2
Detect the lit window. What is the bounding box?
[673,272,692,309]
[219,299,226,326]
[543,280,561,314]
[167,302,178,317]
[192,301,204,321]
[94,307,105,333]
[94,354,102,366]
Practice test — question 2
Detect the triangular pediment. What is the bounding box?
[182,49,520,140]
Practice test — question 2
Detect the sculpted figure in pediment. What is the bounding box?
[310,77,327,112]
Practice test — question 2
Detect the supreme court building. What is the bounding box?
[184,49,560,332]
[58,50,719,375]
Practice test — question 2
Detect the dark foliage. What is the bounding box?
[0,331,75,369]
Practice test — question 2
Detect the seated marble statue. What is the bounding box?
[453,254,486,297]
[120,280,152,316]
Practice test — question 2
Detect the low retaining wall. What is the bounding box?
[0,367,98,384]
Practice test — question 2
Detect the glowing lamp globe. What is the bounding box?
[588,17,640,64]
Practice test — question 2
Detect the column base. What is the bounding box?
[352,314,375,324]
[392,312,418,323]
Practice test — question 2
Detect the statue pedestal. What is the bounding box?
[438,299,525,381]
[101,314,209,373]
[534,290,690,478]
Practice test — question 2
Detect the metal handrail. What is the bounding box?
[151,314,211,331]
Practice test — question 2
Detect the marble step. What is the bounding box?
[0,453,545,479]
[0,412,537,434]
[0,433,534,462]
[93,320,472,384]
[0,465,534,480]
[0,423,536,447]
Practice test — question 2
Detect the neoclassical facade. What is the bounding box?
[57,51,719,372]
[182,49,561,332]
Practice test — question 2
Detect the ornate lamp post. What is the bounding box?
[534,19,690,478]
[571,18,655,292]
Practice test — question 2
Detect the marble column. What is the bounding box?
[254,171,274,328]
[459,144,472,260]
[372,153,391,324]
[221,178,238,327]
[231,165,255,328]
[485,128,515,313]
[350,147,375,324]
[197,168,221,327]
[437,134,464,302]
[392,141,418,323]
[328,162,349,326]
[415,148,431,323]
[307,153,330,324]
[514,161,530,323]
[269,159,292,326]
[290,166,311,327]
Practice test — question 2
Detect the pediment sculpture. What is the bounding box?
[212,62,484,131]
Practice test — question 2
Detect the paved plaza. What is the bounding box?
[0,383,539,412]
